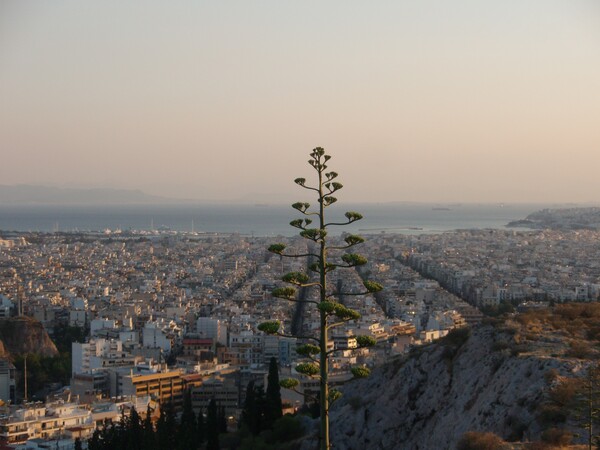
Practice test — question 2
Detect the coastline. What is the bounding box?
[0,203,549,236]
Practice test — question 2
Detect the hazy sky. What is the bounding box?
[1,1,599,203]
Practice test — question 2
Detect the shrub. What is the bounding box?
[543,369,559,384]
[269,416,305,443]
[539,404,568,426]
[523,443,554,450]
[541,427,573,446]
[491,341,510,352]
[586,325,600,341]
[510,344,530,356]
[456,431,505,450]
[548,378,580,407]
[348,396,363,411]
[566,341,594,359]
[444,327,471,348]
[505,416,527,441]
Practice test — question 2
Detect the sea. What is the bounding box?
[0,203,555,237]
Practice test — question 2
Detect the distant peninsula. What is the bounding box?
[507,207,600,230]
[0,185,168,205]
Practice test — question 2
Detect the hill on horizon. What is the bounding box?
[0,184,172,205]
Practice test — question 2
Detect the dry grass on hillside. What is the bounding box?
[501,303,600,359]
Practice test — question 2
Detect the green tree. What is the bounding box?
[261,147,382,450]
[197,405,205,446]
[270,415,305,444]
[97,419,118,450]
[217,405,227,434]
[142,404,157,450]
[178,390,197,450]
[13,352,71,399]
[52,324,88,353]
[572,364,600,450]
[240,380,257,434]
[265,357,283,429]
[206,398,220,450]
[241,380,270,435]
[87,429,102,450]
[114,410,129,450]
[156,401,177,450]
[127,406,143,450]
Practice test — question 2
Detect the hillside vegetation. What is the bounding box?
[511,303,600,359]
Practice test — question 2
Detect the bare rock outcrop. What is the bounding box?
[318,325,583,450]
[0,316,58,357]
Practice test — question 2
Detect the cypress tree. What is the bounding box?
[101,419,117,450]
[197,406,205,445]
[156,405,167,449]
[157,401,177,450]
[241,380,257,434]
[142,404,157,450]
[128,406,143,450]
[254,384,267,434]
[178,389,198,450]
[87,429,102,450]
[265,357,283,429]
[217,405,227,434]
[206,398,220,450]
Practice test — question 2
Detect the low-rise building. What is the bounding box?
[118,366,185,409]
[0,402,93,445]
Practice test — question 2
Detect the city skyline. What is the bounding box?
[1,1,599,203]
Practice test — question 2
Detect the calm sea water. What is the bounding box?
[0,203,550,236]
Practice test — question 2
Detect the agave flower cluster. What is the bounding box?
[259,147,382,450]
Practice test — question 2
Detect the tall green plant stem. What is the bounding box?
[262,148,382,450]
[317,159,330,450]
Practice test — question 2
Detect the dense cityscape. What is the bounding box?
[3,2,599,448]
[1,224,599,448]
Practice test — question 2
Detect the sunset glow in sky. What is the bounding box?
[1,1,599,203]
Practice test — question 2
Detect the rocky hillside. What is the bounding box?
[0,316,58,357]
[316,304,600,449]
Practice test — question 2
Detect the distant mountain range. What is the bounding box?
[0,185,169,205]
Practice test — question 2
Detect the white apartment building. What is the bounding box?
[72,339,135,375]
[90,318,117,336]
[0,402,93,445]
[196,317,228,346]
[68,297,88,327]
[142,321,178,353]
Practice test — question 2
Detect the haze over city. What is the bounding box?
[1,1,599,204]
